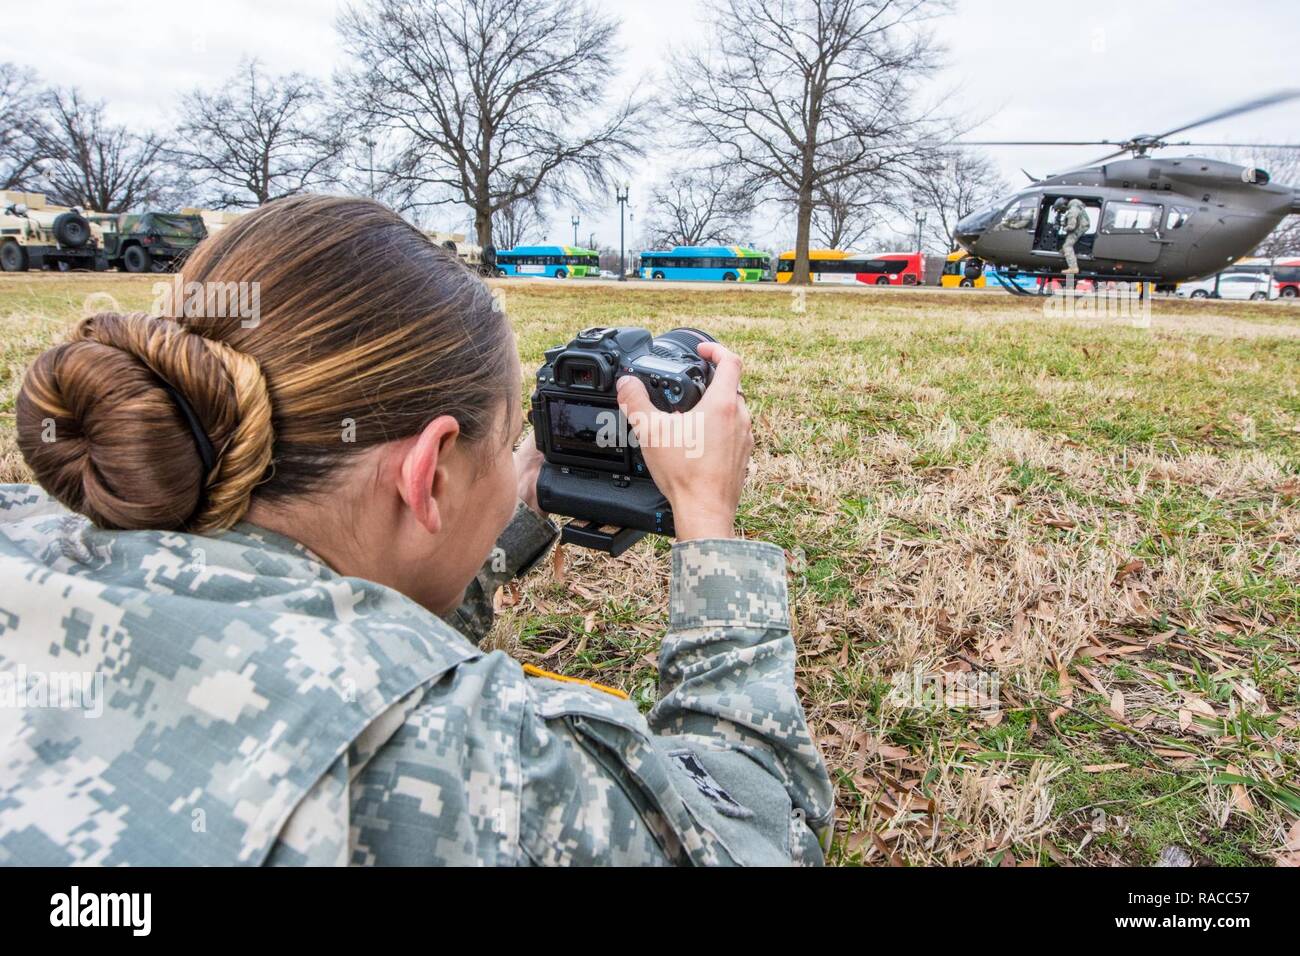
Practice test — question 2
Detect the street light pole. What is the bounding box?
[615,184,630,281]
[361,137,376,198]
[915,211,926,255]
[571,215,580,247]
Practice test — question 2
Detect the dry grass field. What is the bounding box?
[2,273,1298,866]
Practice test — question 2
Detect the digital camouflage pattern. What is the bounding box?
[1061,198,1091,273]
[0,485,833,865]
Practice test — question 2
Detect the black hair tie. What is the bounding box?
[160,382,216,475]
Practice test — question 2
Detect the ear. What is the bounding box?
[397,415,462,534]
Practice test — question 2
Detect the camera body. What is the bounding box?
[531,327,714,546]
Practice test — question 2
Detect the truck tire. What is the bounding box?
[0,241,27,272]
[122,245,151,273]
[52,212,92,249]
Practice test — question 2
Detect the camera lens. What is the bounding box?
[655,328,716,356]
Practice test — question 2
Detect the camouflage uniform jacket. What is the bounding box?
[0,485,833,865]
[1063,199,1090,236]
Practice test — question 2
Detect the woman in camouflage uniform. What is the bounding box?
[0,195,832,866]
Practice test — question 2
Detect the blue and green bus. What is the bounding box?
[639,246,769,281]
[495,245,599,278]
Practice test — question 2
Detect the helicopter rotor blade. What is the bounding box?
[958,140,1115,146]
[1149,90,1300,142]
[1170,142,1300,149]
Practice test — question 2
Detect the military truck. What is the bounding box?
[96,212,208,273]
[0,195,103,272]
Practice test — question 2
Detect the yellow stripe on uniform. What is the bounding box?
[521,663,630,699]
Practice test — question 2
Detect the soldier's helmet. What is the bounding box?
[1052,198,1068,211]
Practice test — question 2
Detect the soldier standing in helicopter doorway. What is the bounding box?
[1053,198,1090,275]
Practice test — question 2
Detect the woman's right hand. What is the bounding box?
[615,341,753,541]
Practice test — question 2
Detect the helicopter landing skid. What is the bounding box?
[989,271,1043,296]
[989,271,1162,297]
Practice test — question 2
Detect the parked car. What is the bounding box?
[1177,273,1276,300]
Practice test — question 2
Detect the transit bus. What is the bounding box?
[858,252,924,285]
[940,251,986,288]
[775,250,925,285]
[1273,259,1300,298]
[639,245,769,281]
[774,249,855,284]
[494,245,599,278]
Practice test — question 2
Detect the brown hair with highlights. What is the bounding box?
[16,195,514,533]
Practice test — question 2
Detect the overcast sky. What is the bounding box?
[3,0,1297,251]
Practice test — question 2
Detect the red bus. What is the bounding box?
[855,252,924,286]
[1273,258,1300,298]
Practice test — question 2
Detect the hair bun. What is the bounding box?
[15,312,274,532]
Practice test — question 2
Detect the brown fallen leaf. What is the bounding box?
[1113,558,1145,585]
[1075,664,1109,696]
[541,636,571,660]
[1279,820,1300,866]
[1224,763,1255,816]
[1055,653,1074,705]
[1083,763,1130,773]
[1145,628,1178,647]
[1108,689,1126,721]
[550,543,567,583]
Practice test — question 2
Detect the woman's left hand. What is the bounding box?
[514,435,545,516]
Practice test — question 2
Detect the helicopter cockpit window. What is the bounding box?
[995,197,1037,231]
[1165,206,1193,230]
[1102,202,1161,233]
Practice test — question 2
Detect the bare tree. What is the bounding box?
[645,168,754,247]
[337,0,643,249]
[36,89,173,212]
[0,63,51,191]
[492,194,542,250]
[810,165,898,249]
[672,0,947,284]
[173,59,343,209]
[909,147,1006,252]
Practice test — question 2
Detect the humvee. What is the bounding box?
[96,212,209,273]
[0,198,103,272]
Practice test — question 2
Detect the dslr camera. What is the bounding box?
[531,327,715,555]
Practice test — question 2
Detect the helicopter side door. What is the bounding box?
[1032,197,1102,261]
[1092,200,1163,264]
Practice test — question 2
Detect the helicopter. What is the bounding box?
[952,91,1300,295]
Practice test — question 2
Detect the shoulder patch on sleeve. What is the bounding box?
[522,663,629,700]
[669,749,754,819]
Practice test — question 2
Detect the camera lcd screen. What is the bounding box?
[547,398,625,462]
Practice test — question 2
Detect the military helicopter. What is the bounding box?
[952,91,1300,294]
